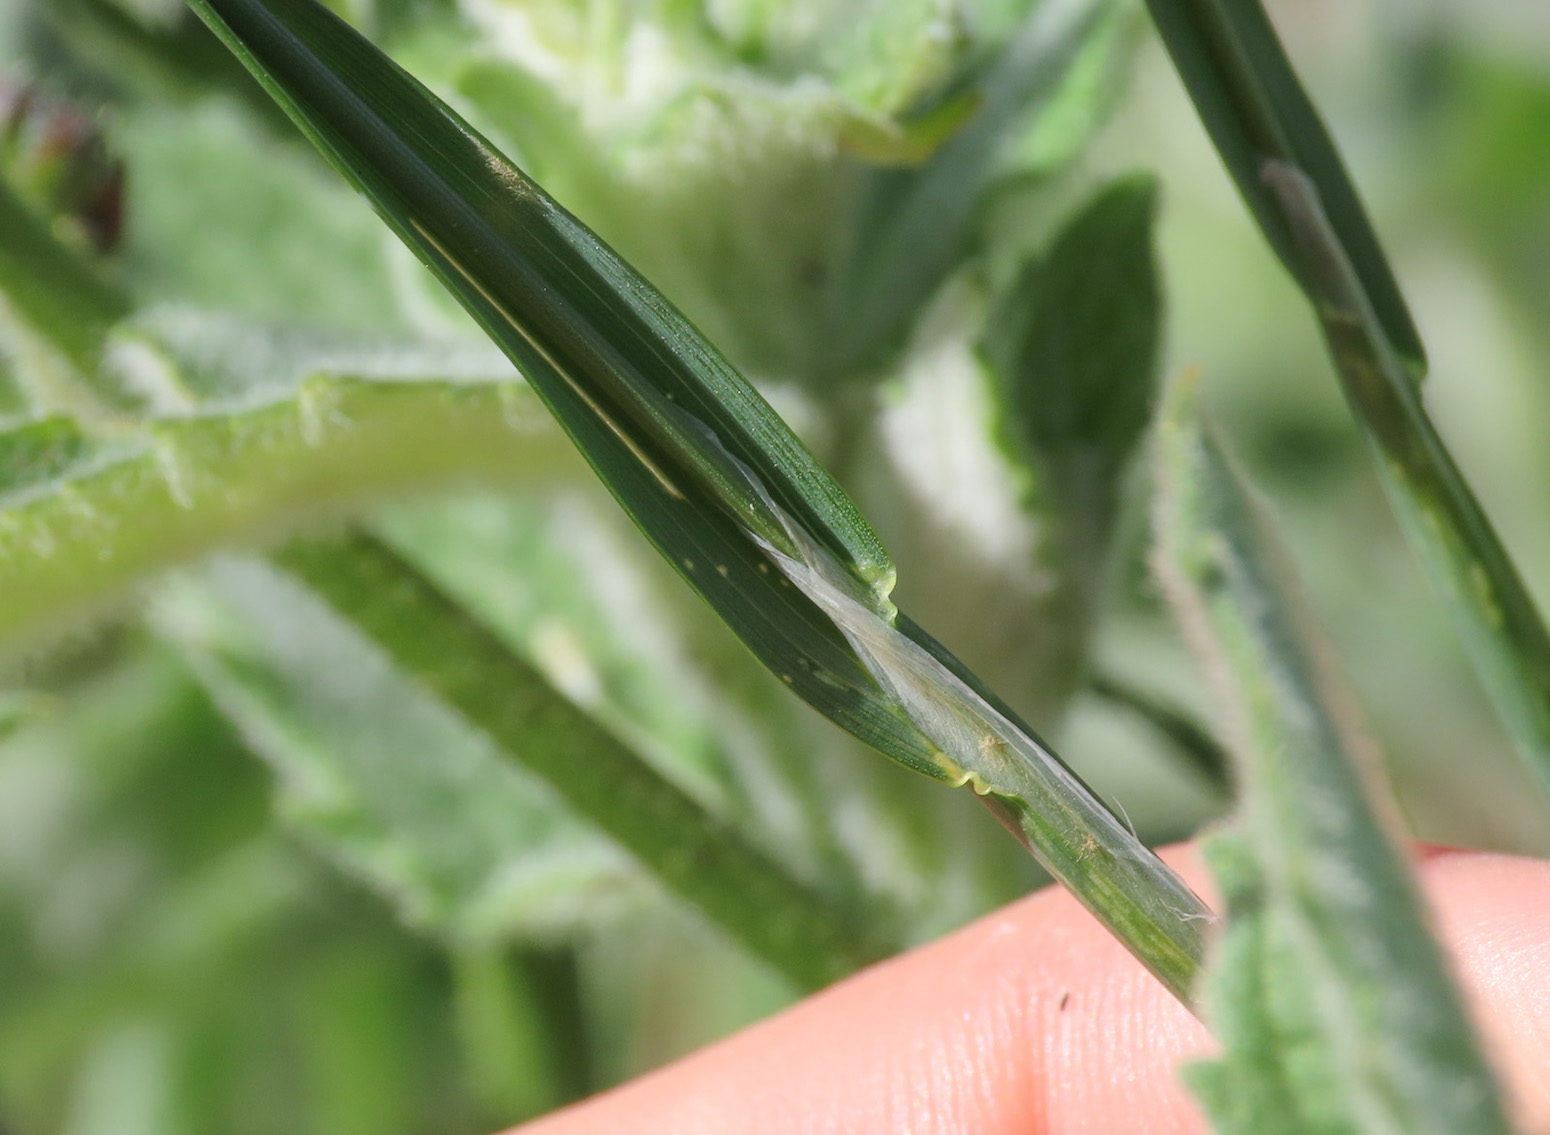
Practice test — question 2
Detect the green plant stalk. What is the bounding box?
[185,0,1216,1003]
[0,376,581,652]
[275,532,889,991]
[1146,0,1550,806]
[1264,162,1550,807]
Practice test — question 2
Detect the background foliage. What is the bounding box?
[0,0,1548,1131]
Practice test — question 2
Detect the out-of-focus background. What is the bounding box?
[0,0,1547,1132]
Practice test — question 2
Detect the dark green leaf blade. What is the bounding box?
[1141,0,1425,377]
[183,0,1216,1003]
[1149,0,1550,814]
[183,0,951,781]
[982,173,1163,604]
[1154,375,1513,1135]
[190,541,889,990]
[1264,161,1550,815]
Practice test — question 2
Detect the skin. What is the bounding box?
[510,845,1550,1135]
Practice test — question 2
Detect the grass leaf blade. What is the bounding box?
[1141,0,1424,376]
[1147,0,1550,809]
[273,533,890,990]
[183,0,1216,1003]
[183,0,951,779]
[1264,162,1550,812]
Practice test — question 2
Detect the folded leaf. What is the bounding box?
[186,0,1214,1002]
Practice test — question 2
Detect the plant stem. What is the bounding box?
[275,531,893,990]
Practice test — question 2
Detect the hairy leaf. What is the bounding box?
[0,334,579,652]
[1154,376,1512,1135]
[156,556,649,946]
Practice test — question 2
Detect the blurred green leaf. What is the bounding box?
[982,173,1161,585]
[0,331,583,652]
[451,945,587,1123]
[829,0,1123,377]
[155,554,651,948]
[115,99,404,333]
[1141,0,1425,377]
[1263,161,1550,816]
[269,533,891,990]
[0,175,128,378]
[1153,375,1512,1135]
[1089,672,1229,795]
[452,0,1126,387]
[188,0,1213,1002]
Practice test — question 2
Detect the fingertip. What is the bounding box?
[511,846,1550,1135]
[515,858,1213,1135]
[1418,849,1550,1128]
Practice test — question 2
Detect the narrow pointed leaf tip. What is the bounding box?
[1141,0,1424,378]
[1154,376,1513,1135]
[186,0,884,583]
[183,0,950,781]
[187,0,1215,1002]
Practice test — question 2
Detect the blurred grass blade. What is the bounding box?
[185,0,1214,1002]
[1147,0,1550,808]
[1154,376,1513,1134]
[1263,162,1550,810]
[169,545,881,991]
[1141,0,1424,377]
